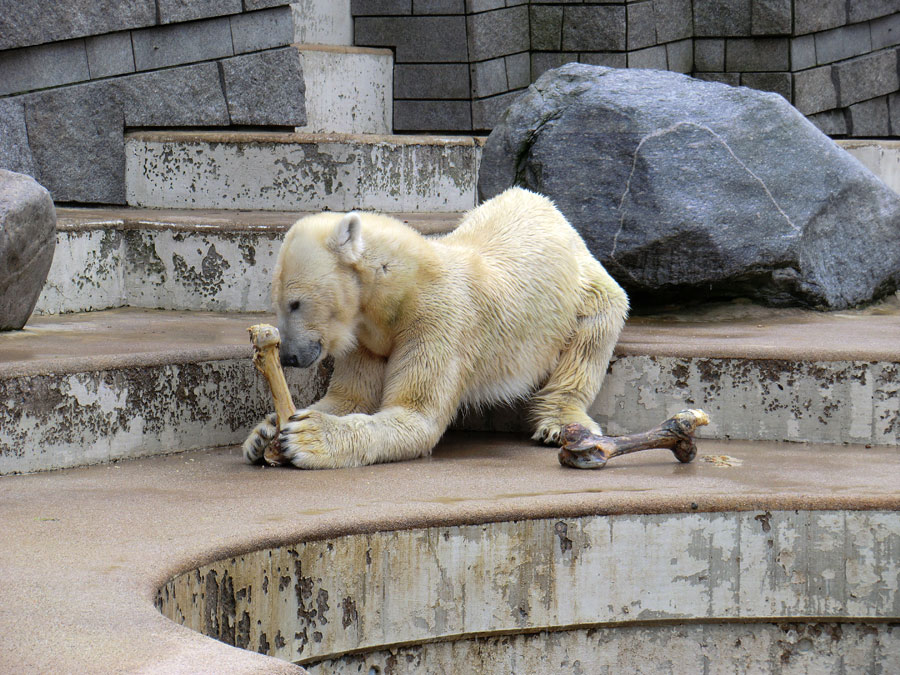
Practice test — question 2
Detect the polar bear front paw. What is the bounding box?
[243,412,278,464]
[533,415,603,446]
[279,410,354,470]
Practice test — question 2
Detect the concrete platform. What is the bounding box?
[124,131,484,212]
[294,45,393,135]
[3,301,899,474]
[0,435,897,673]
[838,139,900,194]
[37,207,461,315]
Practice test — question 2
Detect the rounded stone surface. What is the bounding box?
[0,169,56,330]
[479,63,900,310]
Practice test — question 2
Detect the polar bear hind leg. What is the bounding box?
[530,266,629,445]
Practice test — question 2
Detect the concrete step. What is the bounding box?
[291,0,353,46]
[294,45,392,135]
[3,302,898,474]
[837,139,900,194]
[0,309,327,475]
[36,207,461,315]
[125,131,484,212]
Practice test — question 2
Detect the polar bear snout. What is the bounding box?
[280,338,322,369]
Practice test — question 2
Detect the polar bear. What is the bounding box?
[243,187,629,469]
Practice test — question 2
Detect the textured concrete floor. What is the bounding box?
[1,435,898,674]
[4,297,900,378]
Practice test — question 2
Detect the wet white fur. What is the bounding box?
[243,187,629,469]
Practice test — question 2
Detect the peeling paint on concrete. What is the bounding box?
[456,355,900,447]
[158,512,900,668]
[33,225,283,315]
[0,359,325,474]
[592,356,900,447]
[308,622,900,674]
[125,132,482,212]
[295,47,392,135]
[35,228,126,314]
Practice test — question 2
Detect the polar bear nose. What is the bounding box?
[281,339,322,369]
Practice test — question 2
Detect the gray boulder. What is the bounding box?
[0,170,56,330]
[479,63,900,310]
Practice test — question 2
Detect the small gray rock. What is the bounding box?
[0,170,56,331]
[479,63,900,310]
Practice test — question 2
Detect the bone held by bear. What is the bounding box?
[248,323,294,466]
[559,409,709,469]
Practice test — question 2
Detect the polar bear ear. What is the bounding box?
[330,212,364,264]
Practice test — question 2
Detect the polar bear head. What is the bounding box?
[272,212,365,368]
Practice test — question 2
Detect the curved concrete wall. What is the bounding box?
[158,510,900,671]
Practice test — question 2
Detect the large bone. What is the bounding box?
[248,323,295,466]
[558,409,709,469]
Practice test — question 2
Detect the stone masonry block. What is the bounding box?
[793,65,837,115]
[471,57,508,98]
[467,6,529,62]
[579,52,627,69]
[848,0,897,24]
[117,62,229,126]
[741,71,792,100]
[394,100,472,131]
[531,52,573,80]
[834,49,900,108]
[530,5,563,51]
[472,89,521,130]
[815,23,873,66]
[872,14,900,51]
[693,0,751,37]
[220,47,306,125]
[666,39,693,73]
[0,40,90,97]
[0,0,155,51]
[132,16,234,71]
[355,16,467,62]
[24,81,125,204]
[628,45,667,69]
[394,64,469,98]
[413,0,464,13]
[85,32,135,78]
[466,0,505,12]
[351,0,412,14]
[562,6,626,51]
[157,0,242,24]
[808,109,847,136]
[725,37,789,71]
[653,0,692,44]
[0,98,34,175]
[230,6,294,54]
[243,0,293,8]
[694,39,724,71]
[506,52,530,89]
[694,72,740,86]
[627,1,656,51]
[751,0,791,35]
[793,0,844,35]
[848,96,890,136]
[790,35,816,71]
[890,92,900,134]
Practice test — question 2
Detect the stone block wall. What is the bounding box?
[352,0,900,135]
[0,1,305,204]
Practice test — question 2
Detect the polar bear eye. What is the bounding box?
[289,300,301,312]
